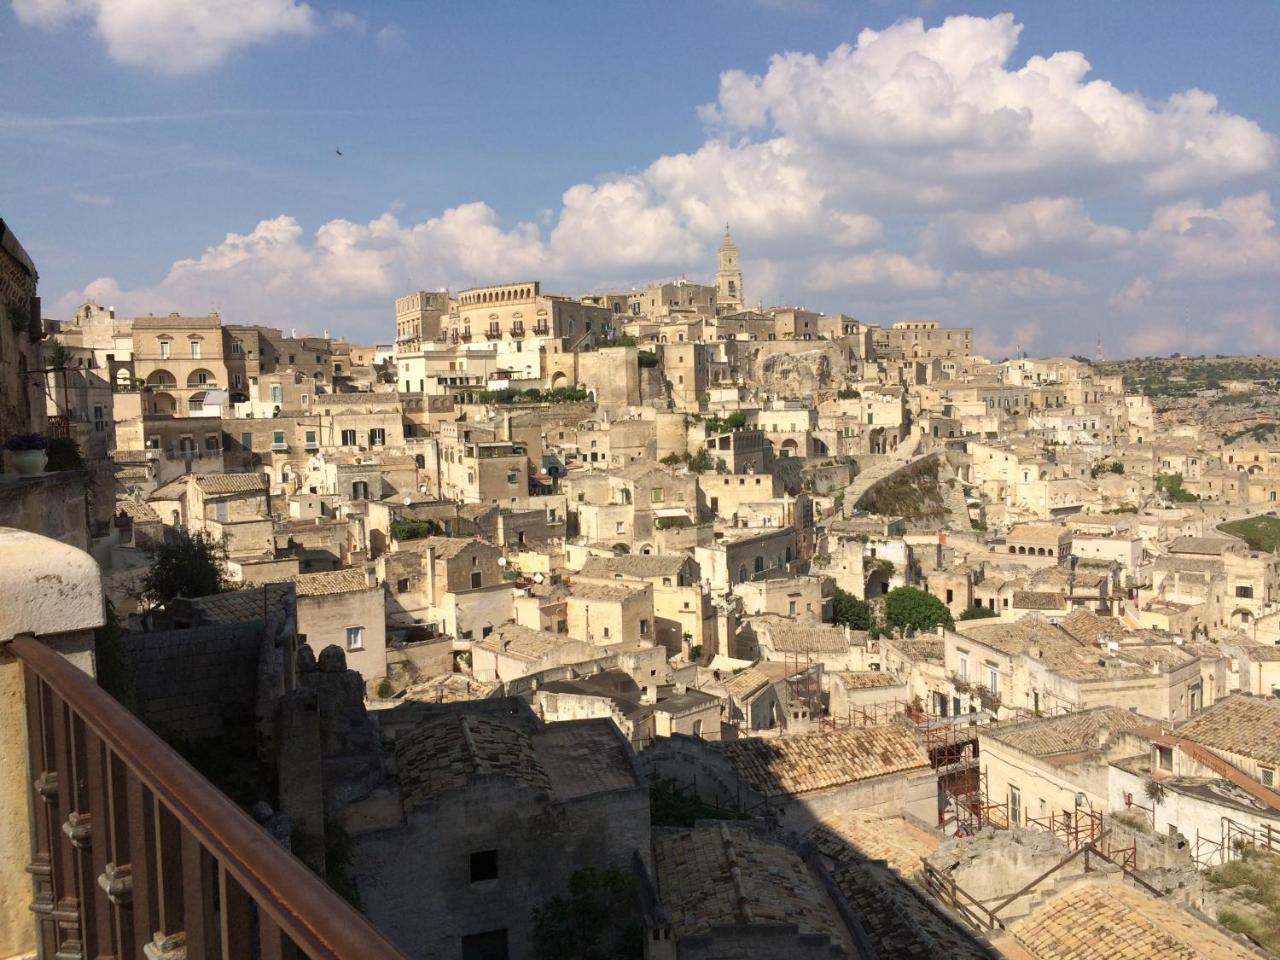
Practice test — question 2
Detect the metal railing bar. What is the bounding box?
[7,633,407,960]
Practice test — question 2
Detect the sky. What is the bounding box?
[3,1,1280,358]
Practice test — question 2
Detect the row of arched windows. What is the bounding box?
[461,286,533,306]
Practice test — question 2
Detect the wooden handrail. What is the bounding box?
[7,633,407,960]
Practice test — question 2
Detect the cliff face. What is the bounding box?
[753,343,859,400]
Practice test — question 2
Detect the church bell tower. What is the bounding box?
[716,224,743,314]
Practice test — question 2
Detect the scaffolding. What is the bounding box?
[942,768,1009,836]
[784,650,824,727]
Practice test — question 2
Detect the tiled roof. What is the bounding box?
[885,637,944,663]
[654,824,844,940]
[1167,536,1239,557]
[718,724,928,798]
[1013,590,1065,610]
[1010,879,1257,960]
[195,473,270,496]
[756,617,859,654]
[837,670,905,690]
[720,667,773,701]
[473,622,564,662]
[286,568,370,597]
[1176,694,1280,767]
[403,674,498,704]
[115,498,160,523]
[396,714,550,808]
[404,535,479,558]
[569,581,644,603]
[578,555,689,580]
[830,860,993,960]
[983,707,1151,758]
[1057,609,1127,646]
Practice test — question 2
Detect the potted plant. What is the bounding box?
[4,432,48,475]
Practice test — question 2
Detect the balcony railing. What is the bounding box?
[5,632,407,960]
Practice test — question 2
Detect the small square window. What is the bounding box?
[345,626,364,651]
[397,578,409,594]
[470,850,498,883]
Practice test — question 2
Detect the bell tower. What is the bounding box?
[716,224,743,314]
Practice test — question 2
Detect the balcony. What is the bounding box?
[533,325,549,336]
[0,527,408,960]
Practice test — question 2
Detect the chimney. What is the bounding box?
[641,684,657,705]
[674,682,687,695]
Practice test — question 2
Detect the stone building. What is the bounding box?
[349,706,649,960]
[395,289,451,354]
[715,226,743,314]
[0,219,45,449]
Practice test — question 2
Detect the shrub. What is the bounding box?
[958,605,998,621]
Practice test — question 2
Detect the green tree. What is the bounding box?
[958,605,998,622]
[140,528,229,610]
[883,586,954,632]
[831,587,872,630]
[533,868,644,960]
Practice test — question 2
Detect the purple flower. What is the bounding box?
[3,432,48,451]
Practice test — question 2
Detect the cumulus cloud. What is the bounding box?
[923,196,1130,266]
[41,13,1280,353]
[12,0,317,73]
[1110,276,1154,310]
[706,14,1275,204]
[1139,192,1280,279]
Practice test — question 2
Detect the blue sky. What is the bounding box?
[4,1,1280,356]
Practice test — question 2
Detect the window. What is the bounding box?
[986,666,998,694]
[602,626,611,638]
[240,432,252,451]
[1262,768,1275,789]
[345,627,364,651]
[470,571,482,589]
[233,373,244,388]
[788,600,797,616]
[270,384,283,404]
[231,340,242,355]
[651,487,665,503]
[341,429,357,446]
[615,521,625,534]
[189,339,201,359]
[1009,786,1021,826]
[397,578,410,594]
[460,929,507,960]
[193,371,210,385]
[305,430,317,448]
[1155,745,1174,772]
[205,433,220,451]
[369,428,385,446]
[272,430,285,448]
[158,339,171,359]
[1236,585,1254,599]
[93,405,105,432]
[958,655,968,680]
[468,849,499,883]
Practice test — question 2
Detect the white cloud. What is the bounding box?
[809,251,944,292]
[329,10,364,34]
[1109,276,1154,310]
[923,196,1129,265]
[12,0,317,73]
[706,14,1275,203]
[375,24,406,50]
[69,191,113,207]
[42,13,1280,353]
[1140,192,1280,279]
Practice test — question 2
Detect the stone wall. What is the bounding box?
[352,776,650,960]
[0,470,90,549]
[122,621,265,742]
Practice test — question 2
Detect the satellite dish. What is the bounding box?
[533,572,545,583]
[403,496,412,506]
[497,557,507,566]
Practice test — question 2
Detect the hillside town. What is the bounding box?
[4,214,1280,960]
